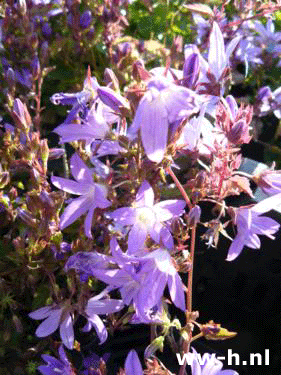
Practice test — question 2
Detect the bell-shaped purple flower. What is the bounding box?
[130,76,199,163]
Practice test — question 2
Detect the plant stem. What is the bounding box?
[167,166,197,375]
[166,166,192,210]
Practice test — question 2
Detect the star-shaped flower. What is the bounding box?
[51,153,111,238]
[129,76,199,163]
[38,346,73,375]
[227,193,281,261]
[29,304,74,349]
[109,180,186,254]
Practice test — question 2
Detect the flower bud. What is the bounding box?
[0,171,10,189]
[97,86,130,112]
[186,205,201,227]
[17,209,37,227]
[12,98,32,131]
[6,67,15,88]
[80,10,92,29]
[31,56,40,80]
[104,68,119,91]
[183,53,199,89]
[228,119,250,144]
[144,336,164,358]
[257,86,272,102]
[49,148,65,160]
[40,139,49,174]
[40,41,49,61]
[42,23,52,39]
[18,0,27,15]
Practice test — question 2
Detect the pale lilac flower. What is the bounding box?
[130,76,199,163]
[227,193,281,261]
[51,75,99,124]
[109,180,186,254]
[91,238,185,320]
[54,102,109,146]
[51,153,111,238]
[125,350,143,375]
[188,348,238,375]
[38,345,73,375]
[29,304,75,349]
[253,18,281,58]
[82,290,123,344]
[254,167,281,196]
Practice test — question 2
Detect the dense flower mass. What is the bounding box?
[2,1,281,374]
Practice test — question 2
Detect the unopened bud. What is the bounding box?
[41,139,49,174]
[97,86,130,112]
[31,56,40,80]
[186,205,201,227]
[49,148,65,160]
[80,10,92,29]
[228,119,250,144]
[6,67,15,88]
[183,53,199,89]
[18,0,26,15]
[42,23,52,39]
[132,59,151,82]
[104,68,119,91]
[12,98,32,131]
[0,172,10,188]
[40,41,49,61]
[144,336,164,358]
[17,209,36,227]
[257,86,272,102]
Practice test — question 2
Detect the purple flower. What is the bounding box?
[53,103,110,146]
[109,180,186,254]
[29,304,75,349]
[51,153,111,238]
[82,291,124,344]
[130,76,199,163]
[227,193,281,261]
[91,238,185,320]
[188,348,238,375]
[38,345,73,375]
[80,10,92,29]
[253,167,281,196]
[124,350,143,375]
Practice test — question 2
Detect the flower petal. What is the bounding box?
[125,350,143,375]
[70,153,93,182]
[51,176,91,195]
[135,180,154,207]
[87,298,124,315]
[60,313,74,350]
[154,199,186,221]
[139,93,169,163]
[60,195,92,230]
[29,306,53,320]
[208,22,226,80]
[35,308,62,337]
